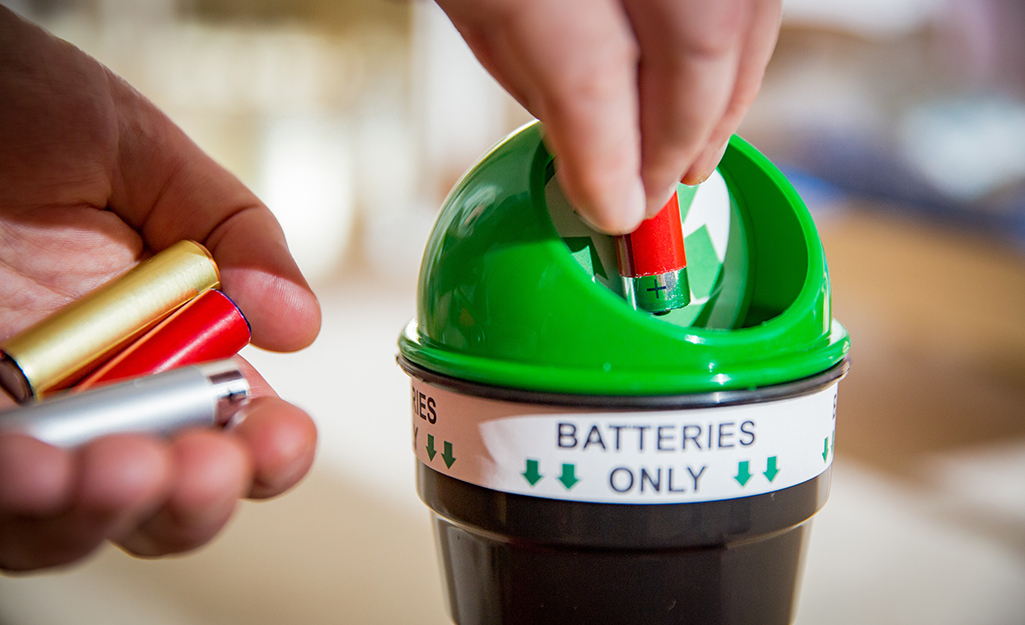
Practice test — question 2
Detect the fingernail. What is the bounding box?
[588,180,645,234]
[686,140,729,185]
[223,399,253,430]
[625,179,647,231]
[574,179,645,235]
[707,140,730,178]
[646,184,678,218]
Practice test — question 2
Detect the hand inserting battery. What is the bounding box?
[0,8,320,571]
[436,0,783,234]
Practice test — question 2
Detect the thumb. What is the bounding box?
[104,74,321,352]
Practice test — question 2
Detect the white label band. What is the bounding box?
[411,379,838,505]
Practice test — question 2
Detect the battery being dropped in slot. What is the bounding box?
[0,361,250,448]
[615,191,690,314]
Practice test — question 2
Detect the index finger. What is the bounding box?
[440,0,647,235]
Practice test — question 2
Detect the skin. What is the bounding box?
[436,0,783,234]
[0,0,782,571]
[0,7,321,571]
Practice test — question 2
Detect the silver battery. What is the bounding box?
[0,360,249,447]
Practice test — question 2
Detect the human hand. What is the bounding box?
[0,7,321,571]
[436,0,782,234]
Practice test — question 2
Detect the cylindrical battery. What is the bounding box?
[76,289,251,390]
[0,240,220,402]
[615,192,690,314]
[0,360,250,447]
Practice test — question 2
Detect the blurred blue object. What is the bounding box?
[776,165,851,225]
[773,115,1025,249]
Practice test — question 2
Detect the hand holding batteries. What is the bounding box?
[436,0,782,234]
[0,8,320,571]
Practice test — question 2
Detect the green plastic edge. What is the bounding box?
[399,122,849,395]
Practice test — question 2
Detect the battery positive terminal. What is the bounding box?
[615,192,691,315]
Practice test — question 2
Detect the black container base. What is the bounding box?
[421,466,830,625]
[435,514,811,625]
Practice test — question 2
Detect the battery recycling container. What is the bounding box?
[398,122,850,625]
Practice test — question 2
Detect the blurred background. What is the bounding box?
[0,0,1023,622]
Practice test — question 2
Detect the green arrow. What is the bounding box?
[558,464,580,490]
[442,441,457,469]
[763,456,780,482]
[822,437,830,462]
[426,434,437,461]
[735,461,752,486]
[522,459,543,486]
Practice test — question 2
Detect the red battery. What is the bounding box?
[615,193,690,314]
[76,289,251,390]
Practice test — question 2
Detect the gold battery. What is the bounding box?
[0,240,220,402]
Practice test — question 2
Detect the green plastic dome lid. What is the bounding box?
[399,122,849,396]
